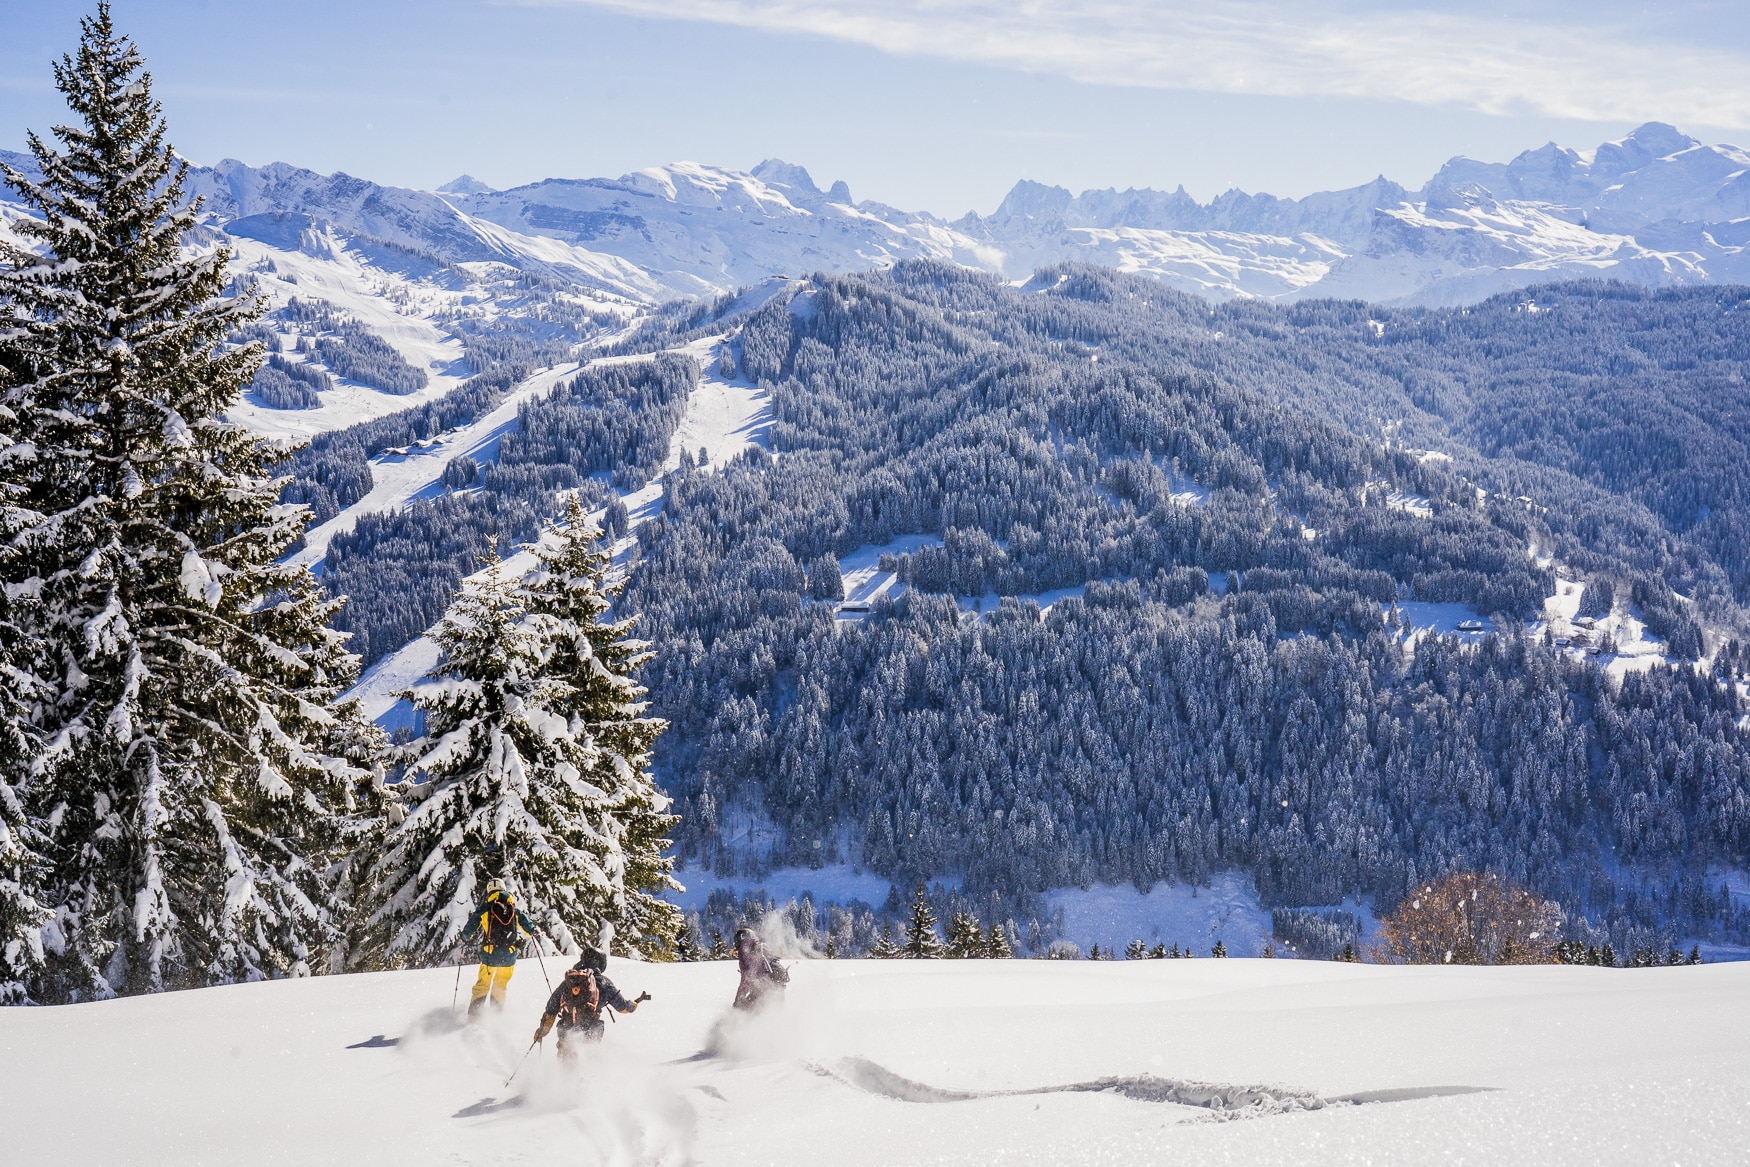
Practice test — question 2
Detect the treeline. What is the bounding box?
[275,256,1750,945]
[605,263,1750,943]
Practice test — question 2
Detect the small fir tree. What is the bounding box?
[1,5,368,999]
[984,922,1014,959]
[707,927,731,960]
[945,910,985,958]
[901,885,944,958]
[1212,939,1228,958]
[674,922,702,963]
[1125,939,1147,960]
[868,922,900,959]
[318,701,395,974]
[1148,942,1166,959]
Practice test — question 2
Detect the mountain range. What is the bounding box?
[9,120,1750,315]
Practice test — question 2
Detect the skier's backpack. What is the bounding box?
[483,899,519,955]
[556,968,600,1028]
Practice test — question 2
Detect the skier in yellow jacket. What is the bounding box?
[459,879,536,1018]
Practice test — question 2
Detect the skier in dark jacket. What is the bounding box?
[458,879,537,1017]
[732,927,789,1012]
[532,948,641,1062]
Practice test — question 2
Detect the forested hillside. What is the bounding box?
[300,264,1750,948]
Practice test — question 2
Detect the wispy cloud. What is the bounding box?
[513,0,1750,128]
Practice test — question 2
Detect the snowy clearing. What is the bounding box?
[1045,873,1281,956]
[833,537,1105,622]
[834,535,942,613]
[4,957,1747,1166]
[1536,572,1679,678]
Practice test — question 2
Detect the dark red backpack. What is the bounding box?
[556,968,600,1027]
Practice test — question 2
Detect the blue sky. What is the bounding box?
[3,0,1748,215]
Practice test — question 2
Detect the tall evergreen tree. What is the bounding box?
[0,233,50,1004]
[0,4,367,1000]
[362,544,588,965]
[517,497,681,956]
[901,885,944,958]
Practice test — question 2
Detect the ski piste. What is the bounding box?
[2,954,1746,1166]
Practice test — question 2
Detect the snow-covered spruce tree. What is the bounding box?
[316,700,394,974]
[517,496,681,957]
[363,518,679,967]
[0,309,50,1003]
[0,723,48,1002]
[868,922,900,959]
[0,5,368,1000]
[901,886,944,958]
[944,910,985,959]
[985,923,1014,959]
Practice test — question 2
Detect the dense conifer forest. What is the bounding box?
[288,262,1750,952]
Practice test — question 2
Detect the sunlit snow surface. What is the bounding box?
[4,957,1747,1166]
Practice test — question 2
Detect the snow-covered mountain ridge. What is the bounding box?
[9,120,1750,317]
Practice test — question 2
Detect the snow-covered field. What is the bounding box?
[5,956,1746,1166]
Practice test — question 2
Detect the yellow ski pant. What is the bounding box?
[468,964,515,1012]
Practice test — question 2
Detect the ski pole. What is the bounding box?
[504,1039,539,1088]
[533,937,553,993]
[453,960,463,1012]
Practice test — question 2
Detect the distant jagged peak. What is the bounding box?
[611,160,801,214]
[751,158,820,197]
[994,179,1074,222]
[1594,121,1702,172]
[750,159,855,207]
[1423,178,1498,213]
[436,174,494,196]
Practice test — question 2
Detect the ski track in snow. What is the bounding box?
[343,335,771,724]
[5,958,1748,1166]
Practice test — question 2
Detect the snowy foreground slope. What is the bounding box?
[4,958,1746,1166]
